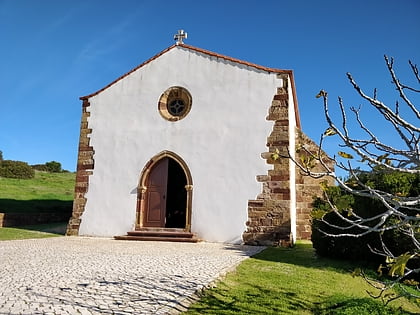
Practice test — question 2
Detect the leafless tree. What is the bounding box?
[286,56,419,303]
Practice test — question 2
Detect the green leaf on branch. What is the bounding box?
[338,151,354,159]
[271,148,280,161]
[387,253,414,277]
[311,209,327,220]
[320,180,329,191]
[377,264,385,277]
[323,127,337,136]
[377,153,390,162]
[300,155,315,169]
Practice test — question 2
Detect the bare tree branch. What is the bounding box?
[288,55,420,303]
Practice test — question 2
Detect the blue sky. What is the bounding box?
[0,0,419,172]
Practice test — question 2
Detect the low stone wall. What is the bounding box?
[0,212,71,227]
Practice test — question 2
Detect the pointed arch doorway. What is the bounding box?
[136,151,193,231]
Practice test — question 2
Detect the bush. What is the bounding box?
[312,170,419,266]
[0,160,35,179]
[31,164,49,172]
[32,161,65,173]
[311,187,382,262]
[45,161,62,173]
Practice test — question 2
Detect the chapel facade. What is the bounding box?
[66,38,331,245]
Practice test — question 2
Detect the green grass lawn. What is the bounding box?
[185,242,420,315]
[0,171,75,213]
[0,223,66,240]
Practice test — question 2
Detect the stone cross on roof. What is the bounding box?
[174,29,187,45]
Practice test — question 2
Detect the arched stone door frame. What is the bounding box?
[136,151,193,231]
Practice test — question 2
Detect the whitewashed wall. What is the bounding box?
[78,46,289,243]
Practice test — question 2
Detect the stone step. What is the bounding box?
[114,228,200,243]
[135,227,187,233]
[114,235,199,243]
[127,230,195,238]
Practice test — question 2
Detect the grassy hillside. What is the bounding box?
[0,171,75,213]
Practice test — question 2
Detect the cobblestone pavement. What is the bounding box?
[0,237,264,315]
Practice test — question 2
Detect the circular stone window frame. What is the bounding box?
[158,86,192,121]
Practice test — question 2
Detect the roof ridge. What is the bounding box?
[178,43,290,74]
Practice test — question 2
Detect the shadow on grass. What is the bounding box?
[313,296,417,315]
[189,281,313,315]
[18,222,68,235]
[0,198,73,213]
[0,199,72,231]
[187,277,417,315]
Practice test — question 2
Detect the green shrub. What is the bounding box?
[312,170,419,268]
[32,161,66,173]
[45,161,62,173]
[31,164,49,172]
[311,187,382,262]
[0,160,35,179]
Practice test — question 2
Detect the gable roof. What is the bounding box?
[80,43,301,128]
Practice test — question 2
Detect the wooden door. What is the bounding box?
[144,158,168,227]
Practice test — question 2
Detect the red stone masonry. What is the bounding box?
[243,74,293,246]
[294,131,335,240]
[66,99,94,236]
[243,74,332,245]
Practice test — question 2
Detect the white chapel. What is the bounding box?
[67,31,329,245]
